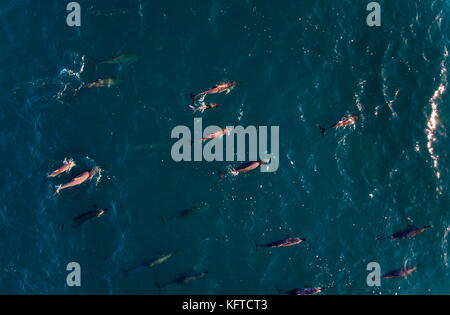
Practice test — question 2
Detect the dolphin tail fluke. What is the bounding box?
[189,105,198,113]
[55,185,62,195]
[229,169,239,176]
[254,241,259,252]
[261,159,271,165]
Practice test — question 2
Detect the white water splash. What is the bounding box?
[56,55,86,99]
[387,90,399,118]
[236,103,245,122]
[198,94,206,106]
[95,168,103,187]
[425,48,448,189]
[414,141,421,152]
[443,227,450,267]
[138,0,143,18]
[381,75,399,118]
[59,55,85,80]
[84,156,104,186]
[354,79,366,113]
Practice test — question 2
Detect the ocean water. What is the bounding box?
[1,0,450,295]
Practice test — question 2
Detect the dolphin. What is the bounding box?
[98,54,138,65]
[87,78,120,88]
[176,203,210,218]
[319,115,359,137]
[200,127,232,142]
[156,271,208,291]
[48,158,76,178]
[190,82,239,103]
[229,160,270,176]
[377,225,432,240]
[189,103,221,113]
[276,286,323,295]
[73,205,108,227]
[161,203,210,223]
[383,266,417,279]
[55,167,100,194]
[255,237,305,251]
[123,252,176,276]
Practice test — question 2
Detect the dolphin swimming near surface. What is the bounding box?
[254,237,305,251]
[161,203,210,223]
[55,167,100,194]
[229,160,270,176]
[123,252,176,276]
[175,203,210,219]
[276,286,323,295]
[189,103,221,113]
[73,205,108,227]
[155,271,208,291]
[47,158,76,178]
[190,82,239,103]
[98,54,138,65]
[87,78,120,88]
[319,115,359,137]
[200,128,232,142]
[377,225,432,240]
[383,265,417,279]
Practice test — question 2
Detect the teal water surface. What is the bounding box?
[1,0,450,294]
